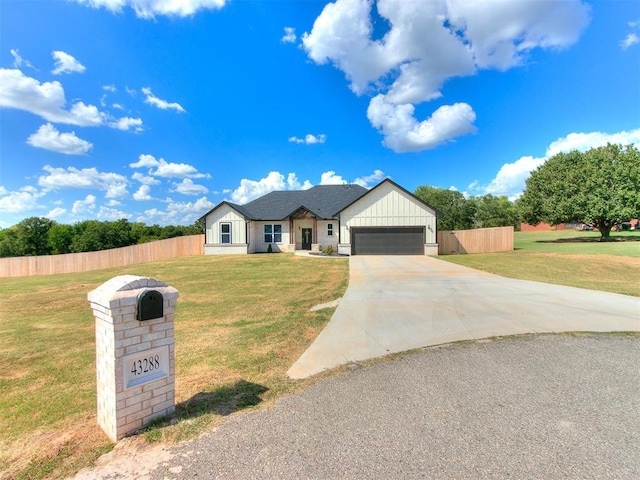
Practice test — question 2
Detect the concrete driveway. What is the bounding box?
[288,256,640,378]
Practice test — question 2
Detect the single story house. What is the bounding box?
[200,178,439,256]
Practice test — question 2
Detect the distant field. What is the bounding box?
[0,254,348,480]
[440,230,640,297]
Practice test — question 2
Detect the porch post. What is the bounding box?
[289,218,294,246]
[312,218,317,244]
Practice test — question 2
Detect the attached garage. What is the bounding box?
[351,227,425,255]
[339,179,439,256]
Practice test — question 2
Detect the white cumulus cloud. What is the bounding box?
[367,96,477,152]
[282,27,297,44]
[302,0,590,152]
[354,169,386,187]
[288,133,326,144]
[74,0,227,18]
[142,87,185,113]
[319,171,347,185]
[287,173,313,190]
[173,179,209,196]
[0,69,140,131]
[129,153,210,179]
[97,206,131,220]
[0,186,46,213]
[71,194,97,215]
[620,33,639,50]
[129,153,158,169]
[109,116,143,132]
[231,171,288,204]
[132,171,161,185]
[0,69,104,126]
[620,19,640,50]
[133,184,153,201]
[47,207,67,218]
[26,123,93,155]
[545,129,640,157]
[38,165,129,198]
[482,155,546,199]
[139,196,214,225]
[52,51,86,75]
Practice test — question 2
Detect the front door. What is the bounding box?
[302,228,312,250]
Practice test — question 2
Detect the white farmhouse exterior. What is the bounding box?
[200,178,439,255]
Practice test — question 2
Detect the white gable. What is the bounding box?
[204,204,247,244]
[339,181,437,244]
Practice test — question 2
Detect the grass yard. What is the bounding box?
[0,254,349,480]
[440,230,640,297]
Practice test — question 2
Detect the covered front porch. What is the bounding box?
[289,208,337,253]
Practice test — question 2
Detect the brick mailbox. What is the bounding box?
[88,275,178,442]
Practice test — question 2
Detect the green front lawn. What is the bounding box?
[0,254,348,479]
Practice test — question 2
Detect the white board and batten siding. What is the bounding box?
[204,204,248,254]
[339,181,438,254]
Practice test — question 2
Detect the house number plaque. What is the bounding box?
[123,345,169,390]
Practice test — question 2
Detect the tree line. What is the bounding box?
[413,188,518,231]
[0,218,203,258]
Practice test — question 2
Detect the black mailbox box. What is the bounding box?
[137,290,164,321]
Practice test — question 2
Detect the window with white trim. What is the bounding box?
[220,223,231,244]
[327,223,334,236]
[264,224,282,243]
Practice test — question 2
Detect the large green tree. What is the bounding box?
[518,143,640,240]
[70,219,133,252]
[414,186,475,231]
[12,217,56,256]
[0,227,20,257]
[470,194,518,229]
[47,223,75,254]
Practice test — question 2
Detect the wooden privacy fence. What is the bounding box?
[0,234,205,278]
[437,226,514,255]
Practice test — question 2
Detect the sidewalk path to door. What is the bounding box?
[288,256,640,379]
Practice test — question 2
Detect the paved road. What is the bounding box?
[289,256,640,378]
[80,335,639,479]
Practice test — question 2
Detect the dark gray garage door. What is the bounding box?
[351,227,424,255]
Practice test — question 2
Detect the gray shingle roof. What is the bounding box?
[240,184,368,220]
[199,179,442,223]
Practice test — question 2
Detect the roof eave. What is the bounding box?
[199,201,251,222]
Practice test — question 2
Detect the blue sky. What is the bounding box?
[1,0,638,227]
